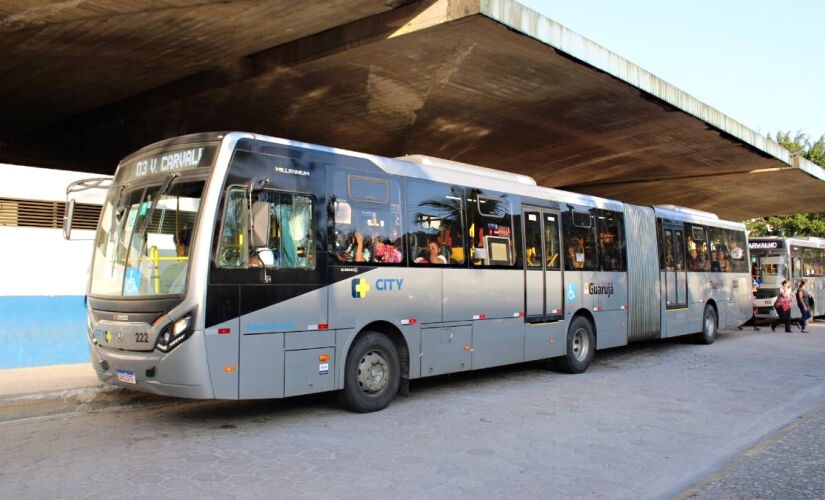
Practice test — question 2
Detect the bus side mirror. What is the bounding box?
[63,199,76,240]
[251,201,270,248]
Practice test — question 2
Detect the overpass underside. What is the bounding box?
[1,0,822,220]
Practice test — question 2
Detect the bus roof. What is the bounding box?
[653,205,744,231]
[116,131,744,227]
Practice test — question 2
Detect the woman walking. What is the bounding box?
[796,280,812,333]
[771,280,793,333]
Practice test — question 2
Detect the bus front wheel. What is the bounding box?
[554,316,595,374]
[340,331,400,413]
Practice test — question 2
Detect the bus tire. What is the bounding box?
[696,305,717,345]
[340,331,400,413]
[554,316,595,374]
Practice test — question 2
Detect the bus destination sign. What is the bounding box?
[749,240,783,250]
[117,145,218,183]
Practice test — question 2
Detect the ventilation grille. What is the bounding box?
[0,197,101,230]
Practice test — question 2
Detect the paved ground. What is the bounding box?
[1,324,824,500]
[681,400,825,500]
[0,363,99,397]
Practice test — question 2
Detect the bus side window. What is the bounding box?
[217,188,248,268]
[466,190,515,267]
[330,171,403,266]
[596,210,625,271]
[562,210,596,271]
[406,180,464,266]
[726,229,748,273]
[686,225,708,271]
[249,192,315,270]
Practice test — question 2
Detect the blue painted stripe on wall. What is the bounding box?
[0,296,88,369]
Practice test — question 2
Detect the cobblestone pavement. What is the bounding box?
[1,324,825,500]
[682,401,825,500]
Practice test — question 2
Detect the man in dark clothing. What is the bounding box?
[797,280,812,333]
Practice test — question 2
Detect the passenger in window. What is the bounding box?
[729,240,744,260]
[335,231,367,263]
[719,249,731,272]
[567,244,584,270]
[687,247,699,271]
[710,249,721,272]
[374,238,402,264]
[415,240,448,264]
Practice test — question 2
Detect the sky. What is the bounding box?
[519,0,825,140]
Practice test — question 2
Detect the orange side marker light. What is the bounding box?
[224,366,236,373]
[319,354,330,362]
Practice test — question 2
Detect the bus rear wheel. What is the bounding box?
[340,331,400,413]
[695,305,717,344]
[554,316,595,374]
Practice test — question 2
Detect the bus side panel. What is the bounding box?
[204,285,240,399]
[563,271,592,324]
[524,321,565,361]
[472,318,524,370]
[442,269,522,322]
[328,268,440,328]
[733,274,752,326]
[239,333,284,398]
[587,270,628,349]
[238,287,327,398]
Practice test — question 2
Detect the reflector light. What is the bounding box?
[549,339,555,344]
[514,312,525,317]
[552,309,562,314]
[593,307,602,312]
[218,328,231,334]
[224,366,236,373]
[309,324,329,330]
[463,345,471,351]
[318,324,328,330]
[473,314,487,320]
[319,354,330,362]
[401,318,418,325]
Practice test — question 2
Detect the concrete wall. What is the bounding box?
[0,227,97,368]
[0,164,104,369]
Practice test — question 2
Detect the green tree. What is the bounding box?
[744,131,825,237]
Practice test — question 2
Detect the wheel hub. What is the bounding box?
[572,328,590,362]
[358,350,389,394]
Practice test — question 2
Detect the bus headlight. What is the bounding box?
[156,315,192,353]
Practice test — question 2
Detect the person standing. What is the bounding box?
[796,280,812,333]
[771,280,793,333]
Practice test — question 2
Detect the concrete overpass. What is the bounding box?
[1,0,822,220]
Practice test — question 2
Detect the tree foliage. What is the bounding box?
[744,131,825,237]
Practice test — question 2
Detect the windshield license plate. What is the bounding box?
[116,369,136,384]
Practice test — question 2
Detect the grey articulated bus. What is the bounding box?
[750,237,825,322]
[72,132,752,412]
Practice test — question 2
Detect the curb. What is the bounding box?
[0,385,169,423]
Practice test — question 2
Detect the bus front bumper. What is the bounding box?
[88,330,215,399]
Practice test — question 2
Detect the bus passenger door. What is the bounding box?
[543,211,563,321]
[522,207,565,360]
[523,209,544,320]
[662,226,689,336]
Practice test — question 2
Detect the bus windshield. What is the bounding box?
[90,180,206,297]
[751,249,787,290]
